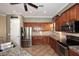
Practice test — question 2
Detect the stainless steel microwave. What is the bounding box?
[61,21,79,33]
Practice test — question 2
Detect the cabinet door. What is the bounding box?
[66,10,70,22]
[44,36,49,44]
[51,38,55,49]
[69,6,77,22]
[49,37,52,46]
[55,20,59,31]
[58,16,62,31]
[32,36,41,45]
[76,4,79,20]
[49,37,55,49]
[60,13,66,25]
[32,36,49,45]
[55,17,61,31]
[32,36,37,45]
[49,37,59,54]
[63,12,68,24]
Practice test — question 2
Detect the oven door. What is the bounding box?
[57,41,69,56]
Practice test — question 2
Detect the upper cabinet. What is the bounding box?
[55,4,79,31]
[55,16,60,31]
[69,5,77,22]
[24,22,52,31]
[76,4,79,20]
[66,9,70,22]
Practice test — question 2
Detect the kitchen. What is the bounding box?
[0,3,79,56]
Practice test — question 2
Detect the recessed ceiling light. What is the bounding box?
[29,11,32,13]
[44,11,46,13]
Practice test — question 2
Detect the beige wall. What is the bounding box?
[0,15,24,43]
[18,16,24,27]
[0,15,6,42]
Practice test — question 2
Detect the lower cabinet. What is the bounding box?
[32,36,79,56]
[32,36,59,55]
[49,37,55,49]
[68,49,79,56]
[32,36,49,45]
[49,37,58,54]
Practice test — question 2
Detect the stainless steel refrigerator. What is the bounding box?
[21,27,32,47]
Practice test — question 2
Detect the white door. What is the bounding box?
[10,18,20,46]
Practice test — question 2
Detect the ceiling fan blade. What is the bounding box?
[24,3,28,11]
[28,3,38,9]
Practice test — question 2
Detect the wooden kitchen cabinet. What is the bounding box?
[49,37,58,53]
[55,16,59,31]
[55,12,67,31]
[55,16,61,31]
[68,49,79,56]
[55,4,79,31]
[66,10,70,22]
[24,22,52,31]
[49,37,52,47]
[49,37,55,49]
[60,12,67,25]
[32,36,42,45]
[69,4,79,21]
[76,4,79,20]
[69,5,77,22]
[32,36,49,45]
[43,36,49,44]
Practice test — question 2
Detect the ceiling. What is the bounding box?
[0,3,75,18]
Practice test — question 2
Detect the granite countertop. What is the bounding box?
[32,31,61,41]
[32,31,51,36]
[0,46,31,56]
[69,46,79,54]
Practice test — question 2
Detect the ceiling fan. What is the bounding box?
[10,3,38,11]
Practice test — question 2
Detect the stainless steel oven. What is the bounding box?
[57,35,79,56]
[57,41,69,56]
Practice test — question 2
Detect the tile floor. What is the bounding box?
[23,45,58,56]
